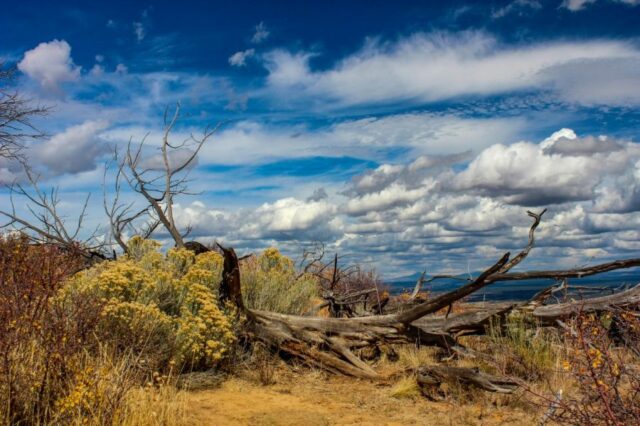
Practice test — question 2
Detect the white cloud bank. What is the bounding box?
[157,128,640,275]
[263,31,640,107]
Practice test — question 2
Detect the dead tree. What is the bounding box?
[216,209,640,385]
[532,284,640,322]
[0,169,107,261]
[0,63,48,162]
[299,245,388,317]
[105,102,219,252]
[2,103,218,259]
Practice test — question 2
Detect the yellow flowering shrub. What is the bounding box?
[241,247,320,315]
[61,237,233,370]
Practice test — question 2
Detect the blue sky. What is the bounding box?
[1,0,640,277]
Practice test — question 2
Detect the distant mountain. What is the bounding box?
[384,268,640,302]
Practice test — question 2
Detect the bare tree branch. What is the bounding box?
[111,103,220,248]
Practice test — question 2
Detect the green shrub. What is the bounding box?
[240,247,320,315]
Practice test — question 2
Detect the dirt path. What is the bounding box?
[184,372,535,425]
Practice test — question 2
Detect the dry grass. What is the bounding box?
[183,369,537,425]
[117,384,190,426]
[485,313,562,382]
[389,376,421,399]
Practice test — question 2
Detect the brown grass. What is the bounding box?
[184,368,536,425]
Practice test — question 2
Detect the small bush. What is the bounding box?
[62,237,236,371]
[539,311,640,425]
[0,234,96,424]
[487,313,559,381]
[240,248,320,315]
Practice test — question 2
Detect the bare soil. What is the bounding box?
[184,369,536,425]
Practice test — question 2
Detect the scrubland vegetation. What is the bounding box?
[0,234,320,424]
[1,232,639,425]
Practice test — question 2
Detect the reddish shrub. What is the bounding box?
[0,234,102,423]
[539,310,640,425]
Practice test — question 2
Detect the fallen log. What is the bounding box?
[216,209,640,381]
[412,304,515,336]
[533,284,640,322]
[219,211,544,378]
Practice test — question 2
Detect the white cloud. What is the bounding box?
[191,112,528,166]
[561,0,597,11]
[251,22,269,44]
[133,22,145,41]
[329,113,529,155]
[18,40,80,94]
[561,0,640,10]
[262,32,640,107]
[492,0,542,18]
[90,64,105,77]
[228,48,255,67]
[344,181,436,216]
[542,57,640,106]
[34,120,111,175]
[454,130,638,205]
[251,197,336,233]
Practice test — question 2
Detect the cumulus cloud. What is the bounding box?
[344,181,436,216]
[346,153,467,197]
[454,129,638,205]
[247,197,337,234]
[228,48,255,67]
[0,156,26,185]
[144,128,640,276]
[307,188,328,202]
[90,64,105,77]
[542,134,623,156]
[18,40,80,94]
[34,120,110,175]
[262,32,640,107]
[138,148,199,171]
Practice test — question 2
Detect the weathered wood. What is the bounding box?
[487,259,640,284]
[417,365,519,394]
[533,284,640,322]
[409,270,427,301]
[412,304,515,336]
[217,244,244,312]
[216,208,640,381]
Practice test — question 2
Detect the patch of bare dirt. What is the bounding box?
[184,369,535,425]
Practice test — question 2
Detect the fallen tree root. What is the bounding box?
[417,365,520,395]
